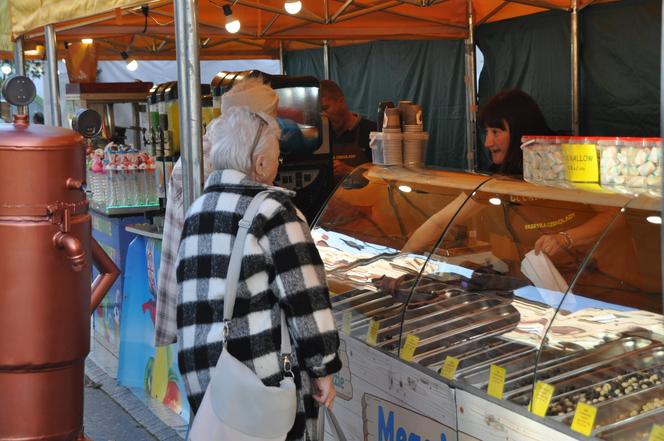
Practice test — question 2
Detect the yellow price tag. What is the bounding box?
[571,402,598,437]
[487,364,506,400]
[649,424,664,441]
[400,335,420,361]
[342,311,352,335]
[562,143,599,183]
[439,356,460,380]
[529,381,555,417]
[366,319,379,346]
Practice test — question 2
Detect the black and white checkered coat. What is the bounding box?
[176,169,341,441]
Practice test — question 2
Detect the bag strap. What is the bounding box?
[222,190,292,357]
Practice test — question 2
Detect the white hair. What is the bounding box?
[208,106,281,174]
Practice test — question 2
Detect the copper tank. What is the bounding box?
[0,113,119,440]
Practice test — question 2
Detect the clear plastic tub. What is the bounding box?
[521,135,567,183]
[369,131,403,166]
[598,136,661,194]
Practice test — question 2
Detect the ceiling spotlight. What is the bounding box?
[81,38,94,44]
[284,0,302,14]
[121,51,139,71]
[223,5,240,34]
[1,63,11,75]
[23,45,44,57]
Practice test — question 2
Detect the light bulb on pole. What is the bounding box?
[121,51,139,71]
[223,5,241,33]
[284,0,302,14]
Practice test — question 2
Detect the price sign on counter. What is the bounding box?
[529,381,555,417]
[399,335,420,361]
[366,319,379,346]
[439,356,460,380]
[487,364,506,400]
[562,143,599,183]
[649,424,664,441]
[342,311,352,335]
[571,402,597,437]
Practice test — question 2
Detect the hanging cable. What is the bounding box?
[142,4,149,33]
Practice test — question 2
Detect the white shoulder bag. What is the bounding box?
[188,190,297,441]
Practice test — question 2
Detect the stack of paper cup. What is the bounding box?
[370,132,404,165]
[403,130,428,165]
[402,103,426,165]
[381,108,403,165]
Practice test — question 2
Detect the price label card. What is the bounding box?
[571,402,598,437]
[440,356,460,380]
[530,381,555,417]
[487,364,506,400]
[562,143,599,183]
[366,319,379,346]
[649,424,664,441]
[400,335,420,361]
[342,311,352,335]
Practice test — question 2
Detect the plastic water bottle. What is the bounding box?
[106,164,117,207]
[147,165,159,205]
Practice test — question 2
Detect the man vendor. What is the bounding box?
[319,80,377,185]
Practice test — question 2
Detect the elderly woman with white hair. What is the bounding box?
[176,105,341,441]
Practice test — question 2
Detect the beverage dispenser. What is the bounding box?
[0,76,119,440]
[147,84,160,156]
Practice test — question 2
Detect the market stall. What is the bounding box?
[0,2,661,441]
[314,164,662,441]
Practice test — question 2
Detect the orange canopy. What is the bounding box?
[5,0,611,60]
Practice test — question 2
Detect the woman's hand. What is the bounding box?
[534,233,570,258]
[313,375,337,409]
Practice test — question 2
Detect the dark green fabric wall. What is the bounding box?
[285,40,467,169]
[285,0,661,171]
[581,0,660,136]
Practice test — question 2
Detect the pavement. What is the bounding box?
[84,384,157,441]
[83,339,188,441]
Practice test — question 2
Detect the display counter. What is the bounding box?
[312,165,662,441]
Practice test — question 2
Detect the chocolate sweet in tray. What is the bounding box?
[549,369,664,416]
[374,274,457,306]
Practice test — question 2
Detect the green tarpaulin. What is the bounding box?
[286,40,467,170]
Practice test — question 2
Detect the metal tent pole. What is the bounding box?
[44,25,61,126]
[571,0,580,135]
[13,37,27,115]
[279,41,285,75]
[464,0,477,172]
[323,40,330,80]
[174,0,203,211]
[659,2,664,314]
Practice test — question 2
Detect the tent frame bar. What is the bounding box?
[13,37,27,115]
[174,0,203,211]
[571,0,580,135]
[44,24,61,127]
[465,0,477,172]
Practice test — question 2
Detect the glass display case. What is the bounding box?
[312,164,663,440]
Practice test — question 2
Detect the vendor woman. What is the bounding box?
[480,89,553,176]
